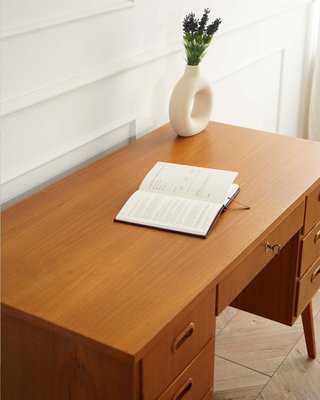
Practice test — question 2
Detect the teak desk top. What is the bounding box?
[2,122,320,363]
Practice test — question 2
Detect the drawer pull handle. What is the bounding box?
[315,231,320,244]
[172,322,195,353]
[311,265,320,282]
[173,378,193,400]
[265,242,282,255]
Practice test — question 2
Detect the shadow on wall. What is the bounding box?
[132,9,184,132]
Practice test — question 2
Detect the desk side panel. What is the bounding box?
[1,310,140,400]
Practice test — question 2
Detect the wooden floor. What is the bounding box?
[214,290,320,400]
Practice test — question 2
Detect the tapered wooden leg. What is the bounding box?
[301,301,316,359]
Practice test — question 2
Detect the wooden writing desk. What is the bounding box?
[2,122,320,400]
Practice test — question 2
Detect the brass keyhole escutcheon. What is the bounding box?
[265,242,282,255]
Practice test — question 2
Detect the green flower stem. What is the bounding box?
[182,9,221,66]
[184,32,212,66]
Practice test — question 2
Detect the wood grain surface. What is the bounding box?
[297,256,320,316]
[303,183,320,234]
[301,302,317,359]
[300,220,320,276]
[217,202,304,315]
[156,340,214,400]
[231,232,301,326]
[142,292,215,400]
[2,310,141,400]
[2,122,320,361]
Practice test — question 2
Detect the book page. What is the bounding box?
[225,184,239,205]
[140,162,238,205]
[115,190,222,236]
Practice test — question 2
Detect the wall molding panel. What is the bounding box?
[211,47,286,133]
[1,0,313,117]
[212,48,285,87]
[1,0,135,39]
[1,0,316,204]
[2,115,136,184]
[221,0,312,37]
[1,41,183,117]
[1,0,311,40]
[212,48,286,134]
[1,116,136,204]
[212,49,284,133]
[275,50,286,133]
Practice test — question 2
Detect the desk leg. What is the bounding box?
[301,301,316,359]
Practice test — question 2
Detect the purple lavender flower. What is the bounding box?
[182,9,222,65]
[207,18,222,36]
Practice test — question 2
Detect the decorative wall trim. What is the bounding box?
[221,0,312,37]
[1,0,311,40]
[275,50,286,133]
[1,115,136,184]
[213,48,284,86]
[212,48,285,133]
[1,0,313,117]
[1,41,183,117]
[1,0,135,39]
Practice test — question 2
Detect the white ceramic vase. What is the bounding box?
[169,65,213,137]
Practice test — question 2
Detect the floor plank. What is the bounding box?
[215,291,320,377]
[216,307,239,335]
[256,314,320,400]
[215,310,304,376]
[214,356,269,400]
[214,291,320,399]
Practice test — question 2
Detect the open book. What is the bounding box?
[115,162,239,238]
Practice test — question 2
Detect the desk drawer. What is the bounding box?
[157,340,214,400]
[217,201,305,314]
[201,389,213,400]
[142,293,215,400]
[299,220,320,277]
[304,183,320,234]
[296,255,320,316]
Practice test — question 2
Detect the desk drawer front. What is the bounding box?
[157,340,214,400]
[216,202,305,314]
[296,255,320,316]
[300,220,320,277]
[201,389,214,400]
[142,293,215,400]
[304,184,320,234]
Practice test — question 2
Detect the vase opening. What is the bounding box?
[191,89,212,119]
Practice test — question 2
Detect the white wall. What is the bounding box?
[1,0,318,204]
